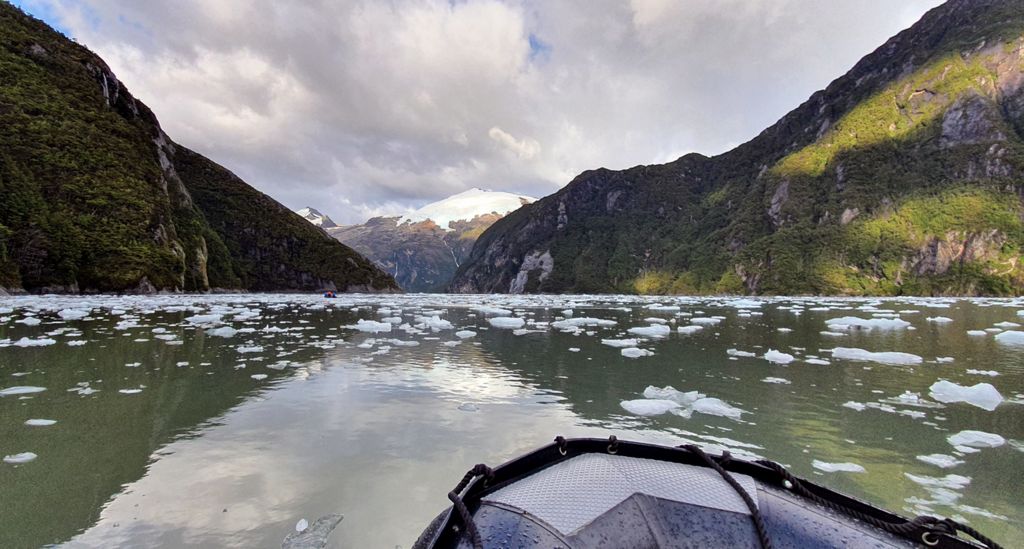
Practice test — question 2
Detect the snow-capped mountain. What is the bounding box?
[325,188,536,292]
[399,188,534,229]
[296,207,338,228]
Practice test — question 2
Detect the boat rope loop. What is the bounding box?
[754,459,1004,549]
[679,444,774,549]
[446,463,494,549]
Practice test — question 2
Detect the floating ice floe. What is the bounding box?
[646,304,680,312]
[620,399,680,416]
[24,419,56,427]
[762,377,791,384]
[237,345,264,353]
[830,347,922,365]
[993,321,1021,329]
[14,337,56,347]
[454,330,476,339]
[842,401,866,411]
[119,388,143,394]
[763,349,795,364]
[926,317,953,324]
[677,325,703,335]
[415,315,453,331]
[965,369,999,376]
[627,324,671,338]
[947,430,1005,448]
[643,317,669,324]
[934,356,954,363]
[16,317,41,326]
[251,374,268,381]
[207,326,238,338]
[994,331,1024,345]
[568,347,580,352]
[819,331,846,337]
[489,317,525,329]
[551,317,616,329]
[348,319,392,333]
[686,398,745,420]
[916,454,964,469]
[966,330,988,337]
[3,452,37,464]
[58,308,90,320]
[602,338,639,348]
[826,316,910,330]
[904,473,970,490]
[473,306,512,316]
[777,327,793,333]
[812,460,865,473]
[185,313,222,325]
[805,358,830,365]
[928,380,1002,411]
[621,347,654,358]
[690,317,722,325]
[727,348,756,358]
[0,386,47,397]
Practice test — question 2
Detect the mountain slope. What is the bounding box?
[453,0,1024,296]
[297,207,337,228]
[326,189,534,292]
[0,3,397,294]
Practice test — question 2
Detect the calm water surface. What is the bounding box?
[1,294,1022,548]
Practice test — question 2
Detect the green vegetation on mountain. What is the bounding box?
[453,0,1024,296]
[0,3,396,293]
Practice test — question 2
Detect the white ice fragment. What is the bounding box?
[0,386,46,397]
[348,320,392,333]
[185,313,222,325]
[119,388,143,394]
[568,347,580,352]
[916,454,965,469]
[643,386,704,406]
[237,345,264,353]
[415,315,453,331]
[727,348,756,357]
[296,518,309,532]
[551,317,616,329]
[777,327,793,333]
[965,369,999,376]
[904,473,970,490]
[488,317,525,329]
[16,317,41,326]
[994,321,1021,329]
[677,325,703,335]
[926,317,953,324]
[947,430,1005,448]
[251,374,268,381]
[812,460,865,473]
[994,331,1024,345]
[842,401,866,411]
[928,380,1002,411]
[621,347,654,358]
[473,306,512,316]
[601,338,639,348]
[820,331,846,337]
[620,399,680,416]
[66,340,86,346]
[934,357,954,363]
[627,324,671,338]
[831,347,922,365]
[691,397,744,419]
[826,316,910,330]
[454,330,476,339]
[762,377,791,384]
[3,452,37,464]
[805,358,831,365]
[966,330,988,337]
[58,308,90,320]
[690,317,721,325]
[207,326,238,338]
[14,337,56,347]
[763,349,795,364]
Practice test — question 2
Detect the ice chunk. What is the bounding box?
[965,369,999,376]
[627,324,671,338]
[805,358,830,365]
[727,348,756,357]
[762,377,791,384]
[994,321,1021,328]
[457,403,479,412]
[677,325,703,335]
[777,327,793,333]
[568,347,580,352]
[621,347,654,358]
[454,330,476,339]
[947,430,1005,448]
[643,386,704,406]
[764,349,795,364]
[966,330,987,337]
[826,316,910,330]
[348,320,392,333]
[646,304,680,312]
[842,401,866,411]
[994,331,1024,345]
[928,380,1002,411]
[831,347,922,365]
[185,313,222,325]
[601,338,639,348]
[916,454,964,468]
[473,306,512,316]
[0,386,47,397]
[3,452,37,464]
[812,460,865,473]
[690,317,722,325]
[24,419,57,426]
[119,388,143,394]
[934,356,954,363]
[926,317,953,324]
[58,308,90,320]
[16,317,41,326]
[691,397,744,419]
[551,317,616,329]
[14,337,56,347]
[488,317,525,329]
[296,518,309,532]
[904,473,970,490]
[643,318,669,324]
[415,315,453,331]
[251,374,268,381]
[237,345,264,353]
[207,326,238,338]
[620,399,680,416]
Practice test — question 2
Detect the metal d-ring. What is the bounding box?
[922,532,940,546]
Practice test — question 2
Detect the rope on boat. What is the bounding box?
[446,463,493,549]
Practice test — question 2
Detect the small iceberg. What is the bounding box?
[812,460,865,473]
[928,380,1002,411]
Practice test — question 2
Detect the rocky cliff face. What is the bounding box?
[0,4,397,294]
[328,213,505,292]
[453,0,1024,296]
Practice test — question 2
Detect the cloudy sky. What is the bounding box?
[17,0,943,224]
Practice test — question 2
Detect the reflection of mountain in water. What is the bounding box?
[0,309,358,548]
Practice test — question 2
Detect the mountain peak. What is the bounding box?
[296,207,338,228]
[399,188,536,230]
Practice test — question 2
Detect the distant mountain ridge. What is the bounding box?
[314,189,535,292]
[0,4,397,294]
[453,0,1024,296]
[296,207,338,229]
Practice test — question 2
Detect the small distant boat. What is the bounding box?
[414,436,1001,549]
[323,291,337,298]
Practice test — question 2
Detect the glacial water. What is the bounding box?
[1,294,1023,548]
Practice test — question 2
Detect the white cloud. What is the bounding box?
[27,0,944,223]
